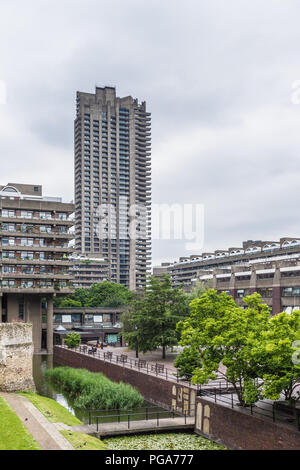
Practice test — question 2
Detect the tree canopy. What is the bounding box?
[175,289,300,407]
[54,281,133,308]
[122,275,190,359]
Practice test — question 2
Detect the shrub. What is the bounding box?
[64,332,81,349]
[45,367,144,410]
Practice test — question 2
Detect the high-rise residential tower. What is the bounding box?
[74,87,151,290]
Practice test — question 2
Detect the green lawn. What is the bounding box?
[60,430,107,450]
[0,397,40,450]
[103,432,226,450]
[18,392,82,426]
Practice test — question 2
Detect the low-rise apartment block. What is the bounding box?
[155,238,300,290]
[197,258,300,315]
[69,254,109,288]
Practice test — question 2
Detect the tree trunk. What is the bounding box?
[162,345,166,359]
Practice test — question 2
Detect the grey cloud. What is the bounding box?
[1,0,300,266]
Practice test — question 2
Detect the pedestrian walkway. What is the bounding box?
[0,393,74,450]
[71,416,195,437]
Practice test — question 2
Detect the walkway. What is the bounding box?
[71,416,195,437]
[0,393,74,450]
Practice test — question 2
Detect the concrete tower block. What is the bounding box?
[0,323,35,392]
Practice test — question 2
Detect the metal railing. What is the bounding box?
[87,405,195,432]
[62,344,230,390]
[199,388,300,431]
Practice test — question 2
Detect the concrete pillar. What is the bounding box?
[249,266,257,294]
[47,297,54,355]
[229,270,236,298]
[7,295,19,322]
[25,296,42,354]
[272,267,281,315]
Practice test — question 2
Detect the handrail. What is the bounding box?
[66,345,229,390]
[199,388,300,431]
[91,408,192,432]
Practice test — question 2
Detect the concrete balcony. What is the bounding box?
[1,258,72,266]
[0,286,74,295]
[0,229,74,239]
[0,245,73,253]
[0,216,74,226]
[1,273,73,280]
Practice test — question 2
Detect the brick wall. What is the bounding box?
[195,397,300,450]
[54,346,196,414]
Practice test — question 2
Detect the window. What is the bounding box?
[283,287,300,296]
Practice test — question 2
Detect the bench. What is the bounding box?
[151,363,165,374]
[120,354,128,363]
[135,359,147,369]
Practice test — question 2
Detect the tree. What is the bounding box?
[177,290,271,406]
[123,275,189,359]
[54,282,133,308]
[254,310,300,405]
[59,298,82,308]
[64,331,81,349]
[188,280,213,301]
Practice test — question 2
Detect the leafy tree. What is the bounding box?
[254,310,300,405]
[64,331,81,349]
[188,280,213,301]
[59,298,82,308]
[174,345,201,381]
[54,282,133,308]
[177,290,271,406]
[123,275,189,359]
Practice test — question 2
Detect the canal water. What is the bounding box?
[32,355,167,425]
[32,355,92,422]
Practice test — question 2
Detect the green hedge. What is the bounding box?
[45,367,144,410]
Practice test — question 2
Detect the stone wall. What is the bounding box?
[0,323,35,392]
[195,396,300,450]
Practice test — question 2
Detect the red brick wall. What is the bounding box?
[53,346,195,413]
[195,397,300,450]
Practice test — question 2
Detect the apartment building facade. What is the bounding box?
[74,86,151,290]
[198,258,300,315]
[156,238,300,290]
[0,183,75,353]
[69,254,109,289]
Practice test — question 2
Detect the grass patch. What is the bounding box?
[103,432,226,450]
[60,430,107,450]
[46,367,144,410]
[0,397,40,450]
[18,392,82,426]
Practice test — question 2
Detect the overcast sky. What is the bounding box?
[1,0,300,267]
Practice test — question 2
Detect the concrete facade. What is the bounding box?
[69,254,109,288]
[0,323,35,392]
[74,87,152,290]
[0,183,75,353]
[198,258,300,315]
[156,237,300,290]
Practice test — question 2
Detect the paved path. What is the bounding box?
[0,393,74,450]
[71,416,195,437]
